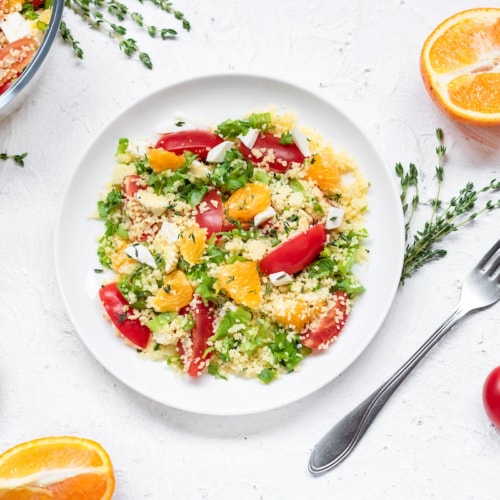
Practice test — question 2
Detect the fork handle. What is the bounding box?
[309,306,467,475]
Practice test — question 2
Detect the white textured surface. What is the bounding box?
[1,1,500,498]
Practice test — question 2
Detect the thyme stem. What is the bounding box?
[60,0,190,68]
[396,130,500,285]
[0,152,28,167]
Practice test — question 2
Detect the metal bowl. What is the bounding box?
[0,0,64,120]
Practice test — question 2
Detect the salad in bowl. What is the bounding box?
[0,0,63,116]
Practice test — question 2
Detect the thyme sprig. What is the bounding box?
[397,128,500,284]
[0,152,28,167]
[61,0,190,69]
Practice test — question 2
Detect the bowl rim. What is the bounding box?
[0,0,65,111]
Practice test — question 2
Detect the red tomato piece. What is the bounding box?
[186,298,216,377]
[239,132,305,172]
[0,77,14,95]
[0,37,38,87]
[259,224,328,275]
[122,174,144,197]
[195,190,224,237]
[301,291,349,349]
[155,130,223,160]
[99,283,151,349]
[483,366,500,428]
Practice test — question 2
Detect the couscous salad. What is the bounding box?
[0,0,52,93]
[96,110,369,383]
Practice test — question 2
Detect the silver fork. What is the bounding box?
[309,238,500,476]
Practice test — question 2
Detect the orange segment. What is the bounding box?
[179,224,207,265]
[111,240,136,274]
[148,148,186,173]
[218,261,262,309]
[273,298,325,331]
[152,269,193,312]
[304,154,341,195]
[0,436,114,499]
[224,183,271,222]
[420,8,500,125]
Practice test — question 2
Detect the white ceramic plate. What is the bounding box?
[55,74,404,416]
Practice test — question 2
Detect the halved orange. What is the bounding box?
[218,261,262,309]
[0,436,115,499]
[420,8,500,125]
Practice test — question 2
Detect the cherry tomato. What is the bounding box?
[0,37,38,87]
[155,130,223,160]
[99,283,151,349]
[483,366,500,428]
[259,223,328,275]
[239,132,305,172]
[301,291,349,349]
[122,174,144,197]
[186,298,216,377]
[195,190,224,237]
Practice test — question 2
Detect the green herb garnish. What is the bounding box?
[60,0,190,68]
[0,152,28,167]
[397,128,500,284]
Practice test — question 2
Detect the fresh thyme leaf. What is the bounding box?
[0,152,28,167]
[397,129,500,285]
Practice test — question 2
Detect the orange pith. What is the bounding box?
[152,269,194,312]
[179,224,207,265]
[224,183,271,222]
[304,154,341,194]
[218,261,262,309]
[0,436,115,500]
[420,8,500,125]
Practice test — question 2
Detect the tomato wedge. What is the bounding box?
[186,299,216,377]
[239,132,305,172]
[259,224,328,275]
[301,291,349,349]
[122,174,144,197]
[155,130,223,160]
[99,283,151,349]
[0,37,39,87]
[195,190,224,237]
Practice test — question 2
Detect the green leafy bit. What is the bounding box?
[258,367,275,384]
[148,311,194,333]
[268,329,311,372]
[397,129,500,284]
[148,158,207,206]
[209,149,254,192]
[97,187,123,218]
[215,112,271,138]
[279,131,293,145]
[118,264,160,309]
